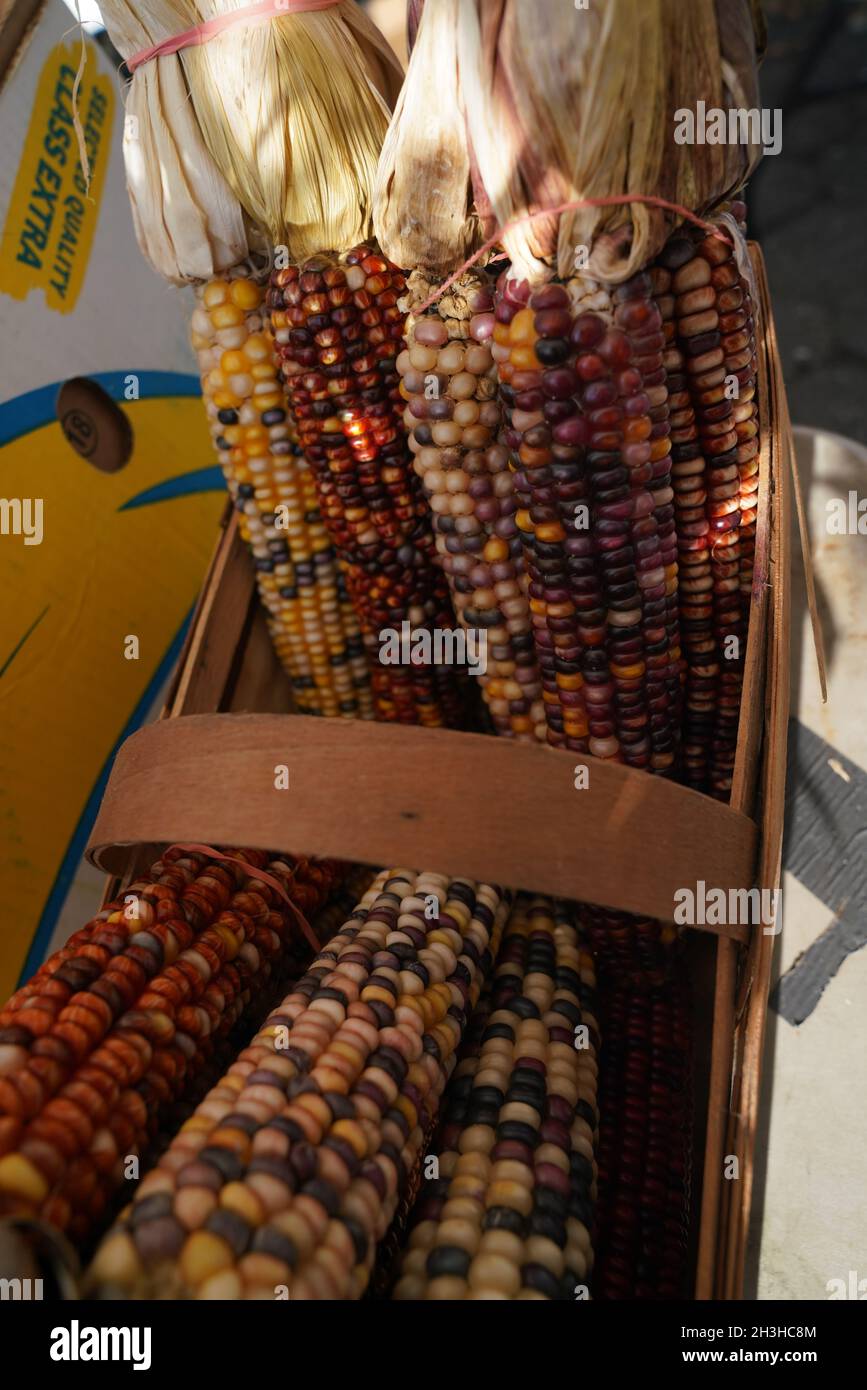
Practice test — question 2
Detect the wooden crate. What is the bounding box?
[86,247,791,1301]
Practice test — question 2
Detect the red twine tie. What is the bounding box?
[126,0,342,73]
[173,843,320,954]
[414,194,736,314]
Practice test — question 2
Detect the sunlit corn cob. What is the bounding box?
[392,896,598,1300]
[493,272,684,772]
[594,970,693,1300]
[267,246,468,729]
[653,219,758,798]
[404,266,694,1298]
[490,267,693,1297]
[400,270,547,743]
[192,267,374,720]
[85,869,511,1299]
[699,201,760,603]
[0,847,345,1242]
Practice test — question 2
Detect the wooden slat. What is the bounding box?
[694,243,777,1298]
[227,606,295,715]
[696,935,738,1298]
[86,712,757,934]
[161,502,235,716]
[721,253,793,1299]
[166,513,256,718]
[0,0,44,88]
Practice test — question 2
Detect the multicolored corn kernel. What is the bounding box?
[192,268,373,720]
[393,896,598,1300]
[267,246,467,730]
[401,270,546,743]
[493,272,683,773]
[0,847,345,1242]
[85,870,511,1299]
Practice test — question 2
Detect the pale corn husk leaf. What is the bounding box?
[98,1,251,283]
[565,0,711,281]
[99,1,403,282]
[477,0,628,284]
[374,0,478,273]
[187,1,403,262]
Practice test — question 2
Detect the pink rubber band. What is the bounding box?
[126,0,341,73]
[414,194,736,314]
[173,843,321,954]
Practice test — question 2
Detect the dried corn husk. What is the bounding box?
[373,0,478,275]
[99,1,404,283]
[406,0,425,54]
[375,0,762,285]
[98,2,251,282]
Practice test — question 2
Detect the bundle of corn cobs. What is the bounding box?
[370,0,764,1302]
[376,0,764,795]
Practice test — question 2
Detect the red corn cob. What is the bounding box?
[0,846,345,1241]
[267,246,468,729]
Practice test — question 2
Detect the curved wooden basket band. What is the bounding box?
[86,713,757,939]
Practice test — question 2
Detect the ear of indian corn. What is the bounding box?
[392,895,598,1300]
[654,209,758,798]
[594,969,693,1300]
[85,870,511,1298]
[150,867,375,1170]
[401,264,698,1300]
[400,269,547,743]
[267,246,470,729]
[0,847,345,1242]
[493,271,684,772]
[192,267,374,720]
[580,905,680,985]
[488,263,700,1301]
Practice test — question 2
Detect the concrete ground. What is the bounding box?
[745,429,867,1299]
[746,0,867,1300]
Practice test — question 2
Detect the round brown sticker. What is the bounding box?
[56,377,133,472]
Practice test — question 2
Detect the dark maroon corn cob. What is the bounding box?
[594,967,693,1300]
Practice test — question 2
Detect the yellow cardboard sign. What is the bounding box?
[0,41,113,313]
[0,397,224,999]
